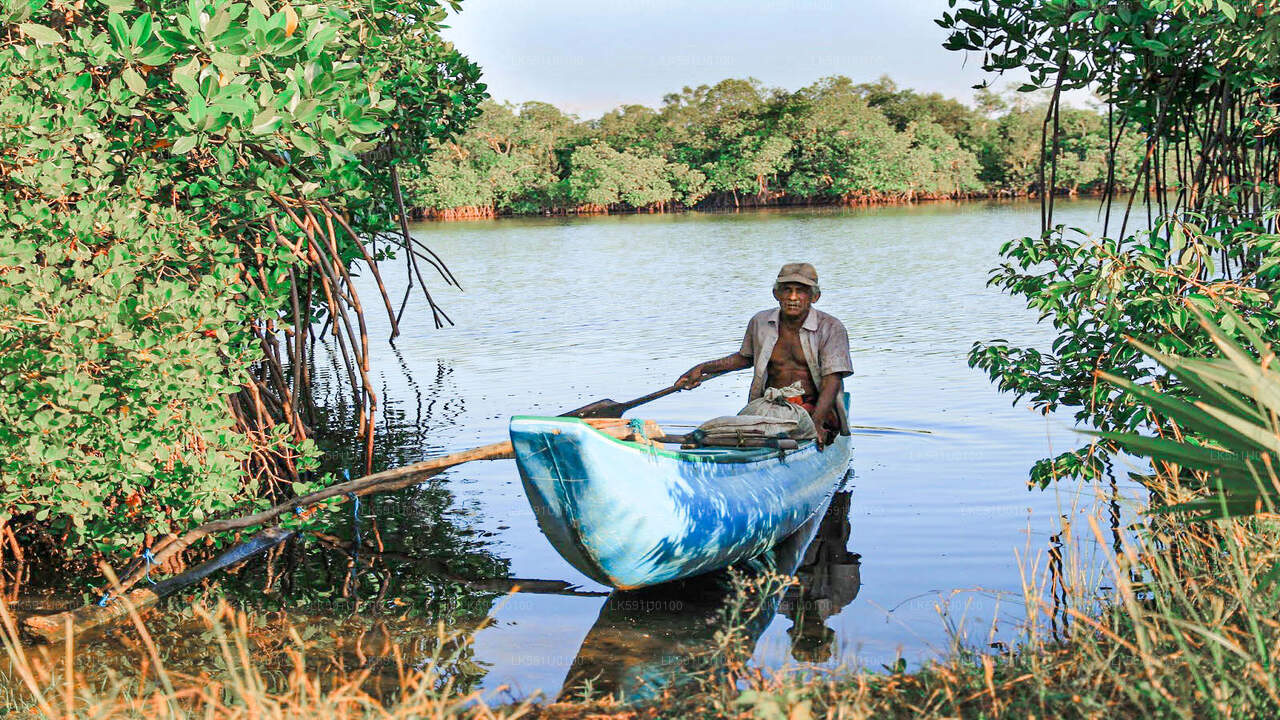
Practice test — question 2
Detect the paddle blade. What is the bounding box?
[561,399,623,418]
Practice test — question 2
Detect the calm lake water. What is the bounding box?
[328,199,1141,699]
[29,199,1145,703]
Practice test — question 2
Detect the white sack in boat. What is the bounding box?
[694,382,817,446]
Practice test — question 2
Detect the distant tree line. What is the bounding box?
[402,75,1142,218]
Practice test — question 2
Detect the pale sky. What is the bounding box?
[441,0,1078,119]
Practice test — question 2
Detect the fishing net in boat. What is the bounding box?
[691,382,817,447]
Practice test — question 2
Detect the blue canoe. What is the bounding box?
[509,396,852,589]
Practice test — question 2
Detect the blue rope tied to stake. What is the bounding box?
[94,541,156,607]
[348,492,362,548]
[345,469,361,591]
[141,546,157,585]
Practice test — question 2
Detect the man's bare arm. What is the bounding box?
[675,353,752,389]
[811,373,844,448]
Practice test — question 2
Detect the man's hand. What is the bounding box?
[810,405,833,451]
[676,353,750,390]
[810,373,843,452]
[676,363,708,389]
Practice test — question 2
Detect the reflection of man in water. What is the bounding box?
[779,491,861,662]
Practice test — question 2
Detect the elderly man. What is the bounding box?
[676,263,852,448]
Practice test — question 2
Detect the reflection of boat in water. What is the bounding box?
[509,395,853,589]
[557,486,860,701]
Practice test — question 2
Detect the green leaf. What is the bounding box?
[1196,403,1280,457]
[19,23,64,45]
[172,57,202,95]
[250,112,282,135]
[206,7,231,38]
[350,118,384,135]
[171,135,199,154]
[210,51,240,74]
[106,13,129,49]
[1093,430,1254,477]
[1127,338,1267,425]
[130,13,154,45]
[288,131,319,154]
[137,45,176,66]
[1097,371,1265,453]
[122,67,148,95]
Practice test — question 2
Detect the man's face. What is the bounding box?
[774,282,815,320]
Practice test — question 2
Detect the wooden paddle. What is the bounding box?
[562,368,733,418]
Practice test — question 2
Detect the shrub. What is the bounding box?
[0,0,484,565]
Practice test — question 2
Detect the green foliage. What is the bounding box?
[0,196,292,551]
[904,120,984,196]
[733,688,812,720]
[402,100,566,213]
[703,135,792,198]
[854,75,976,136]
[971,219,1280,487]
[939,0,1280,121]
[665,160,712,206]
[781,77,916,199]
[0,0,484,561]
[405,74,1130,216]
[951,0,1280,487]
[565,141,698,209]
[1100,305,1280,519]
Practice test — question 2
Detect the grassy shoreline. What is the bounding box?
[5,481,1276,719]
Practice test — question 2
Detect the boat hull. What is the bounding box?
[510,403,851,589]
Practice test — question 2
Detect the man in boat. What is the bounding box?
[675,263,852,449]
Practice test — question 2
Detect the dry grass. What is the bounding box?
[5,475,1278,719]
[629,487,1280,719]
[0,591,532,720]
[529,482,1280,719]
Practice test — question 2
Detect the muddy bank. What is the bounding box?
[410,188,1104,221]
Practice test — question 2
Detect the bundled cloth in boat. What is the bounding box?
[692,383,816,447]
